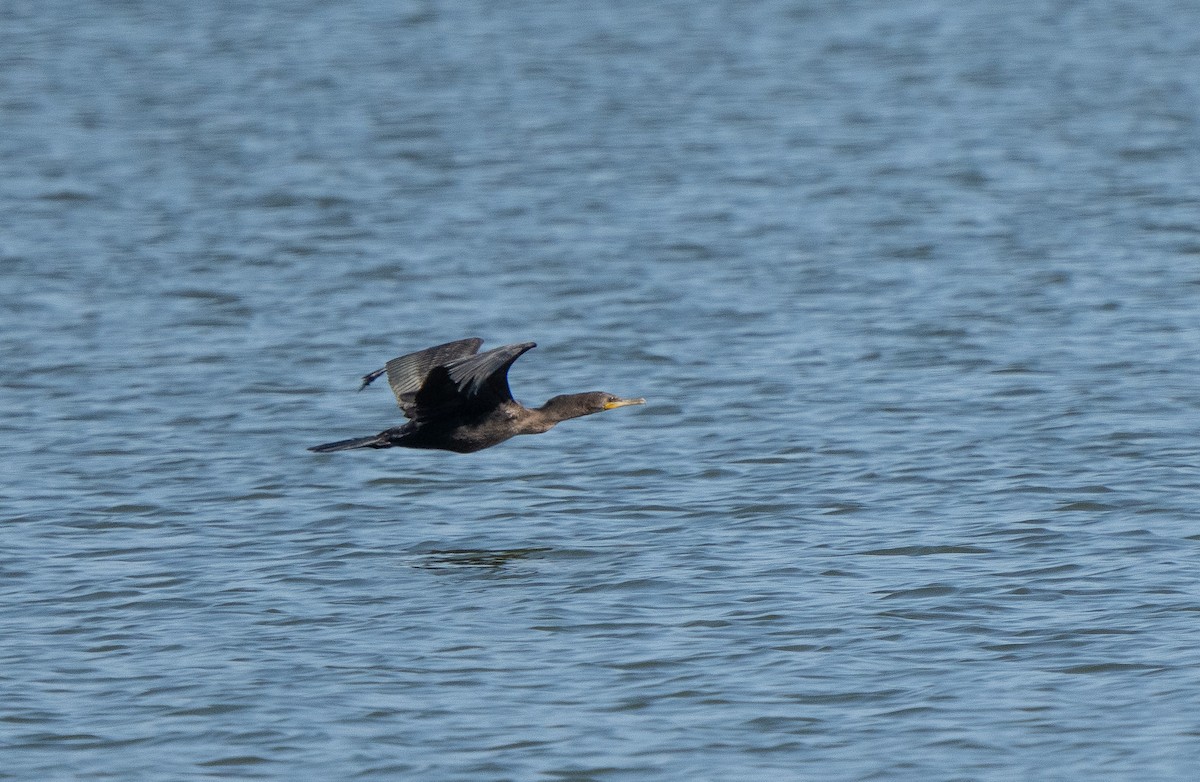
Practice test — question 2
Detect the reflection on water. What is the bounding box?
[417,547,554,570]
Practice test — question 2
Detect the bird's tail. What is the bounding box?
[308,434,387,453]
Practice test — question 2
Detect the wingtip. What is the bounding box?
[359,367,387,391]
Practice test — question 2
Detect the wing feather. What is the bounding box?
[359,338,483,418]
[413,342,536,420]
[385,338,483,398]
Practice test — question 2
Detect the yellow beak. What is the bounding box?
[603,397,646,410]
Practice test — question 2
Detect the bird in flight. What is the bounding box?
[309,338,645,454]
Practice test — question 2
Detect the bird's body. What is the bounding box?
[309,339,644,454]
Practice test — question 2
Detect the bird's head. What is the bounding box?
[540,392,646,422]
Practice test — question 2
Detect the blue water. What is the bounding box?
[3,1,1200,779]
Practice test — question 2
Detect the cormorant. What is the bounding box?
[308,338,645,454]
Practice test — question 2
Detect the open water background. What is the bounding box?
[3,1,1200,779]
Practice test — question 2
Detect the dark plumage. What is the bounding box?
[309,339,645,454]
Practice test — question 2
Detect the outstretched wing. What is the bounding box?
[360,338,484,418]
[412,342,536,421]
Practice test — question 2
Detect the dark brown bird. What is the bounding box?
[308,338,645,454]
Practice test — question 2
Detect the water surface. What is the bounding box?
[3,1,1200,779]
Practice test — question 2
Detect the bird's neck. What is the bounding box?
[533,394,592,426]
[506,405,552,435]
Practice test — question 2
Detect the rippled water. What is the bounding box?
[4,1,1200,779]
